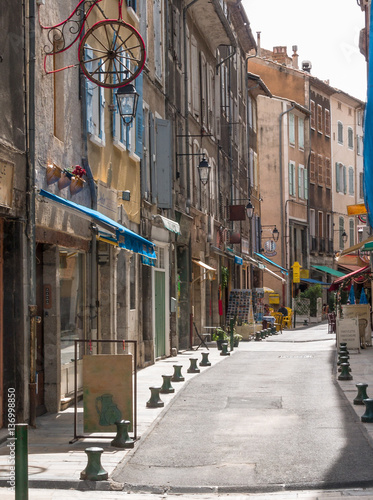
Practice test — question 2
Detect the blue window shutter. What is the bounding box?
[304,169,308,200]
[336,162,340,192]
[85,47,94,135]
[135,73,143,159]
[155,118,172,208]
[343,165,347,194]
[149,112,157,203]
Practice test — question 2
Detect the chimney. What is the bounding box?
[272,46,288,65]
[302,60,312,73]
[257,31,261,57]
[291,45,299,69]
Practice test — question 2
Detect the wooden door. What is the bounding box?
[154,270,166,358]
[36,245,46,415]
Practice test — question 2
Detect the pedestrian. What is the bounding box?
[278,305,288,316]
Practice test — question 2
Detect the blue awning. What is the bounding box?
[254,252,288,275]
[301,278,330,286]
[234,256,243,265]
[40,189,156,259]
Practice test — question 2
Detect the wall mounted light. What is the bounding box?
[116,84,139,125]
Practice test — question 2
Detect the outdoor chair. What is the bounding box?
[272,312,283,333]
[283,308,292,329]
[327,312,336,334]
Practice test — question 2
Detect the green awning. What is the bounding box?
[311,265,346,278]
[362,241,373,251]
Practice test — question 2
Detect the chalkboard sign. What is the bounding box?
[336,317,359,350]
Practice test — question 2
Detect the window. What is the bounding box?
[360,172,364,199]
[253,152,258,189]
[357,135,364,156]
[289,161,296,196]
[289,113,295,146]
[113,51,130,151]
[335,162,346,194]
[349,219,354,246]
[310,151,315,183]
[298,164,308,199]
[325,108,330,137]
[348,167,354,195]
[252,99,257,133]
[310,209,315,237]
[317,104,323,133]
[348,127,354,149]
[317,154,323,185]
[298,117,304,150]
[339,216,345,249]
[191,37,200,118]
[358,109,362,126]
[325,157,331,187]
[318,211,323,238]
[310,100,316,129]
[85,47,105,146]
[337,121,343,144]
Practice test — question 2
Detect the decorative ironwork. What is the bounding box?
[38,0,146,88]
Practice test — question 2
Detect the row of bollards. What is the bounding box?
[337,342,373,423]
[81,352,214,482]
[146,352,212,408]
[254,326,277,342]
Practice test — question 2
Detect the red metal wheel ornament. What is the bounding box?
[78,19,146,88]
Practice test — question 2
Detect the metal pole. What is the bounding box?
[15,423,28,500]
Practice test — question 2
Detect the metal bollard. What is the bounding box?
[361,399,373,423]
[160,374,175,393]
[338,363,353,380]
[80,447,108,481]
[171,364,185,382]
[200,352,211,366]
[111,420,134,448]
[338,356,351,372]
[187,358,200,373]
[354,383,369,405]
[220,342,230,356]
[146,387,164,408]
[15,423,28,500]
[254,331,262,341]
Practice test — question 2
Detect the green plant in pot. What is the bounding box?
[212,327,228,350]
[233,332,242,347]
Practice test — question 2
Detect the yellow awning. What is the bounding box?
[192,259,216,272]
[340,235,373,256]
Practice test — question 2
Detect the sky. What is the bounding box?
[242,0,367,102]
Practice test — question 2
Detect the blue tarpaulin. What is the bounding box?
[364,6,373,226]
[40,189,156,259]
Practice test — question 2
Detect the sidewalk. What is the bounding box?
[1,327,373,499]
[0,344,227,491]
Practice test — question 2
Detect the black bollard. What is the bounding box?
[160,374,175,393]
[220,342,230,356]
[255,331,262,341]
[187,358,200,373]
[111,420,134,448]
[361,399,373,422]
[354,383,369,405]
[199,352,211,366]
[171,364,185,382]
[146,387,164,408]
[338,363,353,380]
[80,447,108,481]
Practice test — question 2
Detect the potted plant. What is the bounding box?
[58,166,74,190]
[233,332,242,347]
[46,163,63,185]
[70,165,87,195]
[212,327,228,350]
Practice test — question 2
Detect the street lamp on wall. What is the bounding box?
[116,83,139,125]
[197,156,211,185]
[262,224,280,242]
[245,200,254,219]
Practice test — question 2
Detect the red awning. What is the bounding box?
[328,265,370,291]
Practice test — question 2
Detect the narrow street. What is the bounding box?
[113,325,373,493]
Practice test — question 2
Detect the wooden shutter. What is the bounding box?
[155,118,172,208]
[310,100,316,129]
[310,151,315,183]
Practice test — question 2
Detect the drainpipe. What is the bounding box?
[279,102,296,306]
[80,28,98,344]
[27,0,37,428]
[183,0,199,213]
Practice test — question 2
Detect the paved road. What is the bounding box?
[113,326,373,493]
